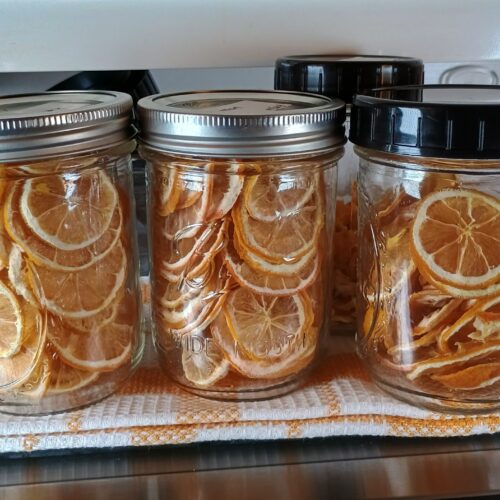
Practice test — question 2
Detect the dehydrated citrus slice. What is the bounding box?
[243,172,316,222]
[0,303,44,389]
[205,162,244,222]
[387,328,440,357]
[223,287,312,361]
[211,312,317,380]
[46,354,99,394]
[156,276,206,310]
[20,170,118,250]
[28,242,127,319]
[233,194,323,264]
[181,331,230,387]
[233,228,316,276]
[8,244,37,306]
[162,176,212,240]
[158,277,231,336]
[431,362,500,390]
[411,189,500,291]
[156,166,180,216]
[6,185,123,271]
[174,170,204,210]
[471,312,500,340]
[408,341,500,380]
[437,295,500,352]
[48,293,136,372]
[159,218,226,279]
[412,298,464,336]
[0,279,23,358]
[424,271,500,299]
[16,354,51,400]
[224,237,319,296]
[63,295,121,334]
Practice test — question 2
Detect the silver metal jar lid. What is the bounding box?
[0,91,134,162]
[137,90,346,157]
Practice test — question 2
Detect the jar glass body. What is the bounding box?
[356,147,500,413]
[0,141,144,414]
[332,111,358,333]
[143,147,341,400]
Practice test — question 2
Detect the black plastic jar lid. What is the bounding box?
[350,85,500,159]
[274,55,424,103]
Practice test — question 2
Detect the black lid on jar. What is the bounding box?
[350,84,500,159]
[275,55,424,103]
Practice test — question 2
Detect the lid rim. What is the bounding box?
[138,89,346,156]
[0,91,134,161]
[350,84,500,158]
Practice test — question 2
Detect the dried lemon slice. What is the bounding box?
[411,189,500,291]
[28,242,127,319]
[211,312,317,380]
[233,193,323,265]
[20,171,118,250]
[0,279,23,359]
[224,287,312,361]
[48,293,136,372]
[6,184,122,271]
[243,172,316,222]
[0,303,44,389]
[181,331,229,387]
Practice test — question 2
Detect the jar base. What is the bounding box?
[374,377,500,415]
[171,377,304,402]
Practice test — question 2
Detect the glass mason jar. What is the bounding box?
[138,90,345,400]
[275,55,424,334]
[0,92,143,414]
[351,85,500,413]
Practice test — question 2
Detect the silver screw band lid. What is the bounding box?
[137,90,345,157]
[0,91,134,162]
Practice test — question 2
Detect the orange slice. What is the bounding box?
[411,189,500,291]
[408,341,500,380]
[48,292,136,372]
[233,193,323,264]
[156,275,207,310]
[46,354,99,394]
[155,166,180,216]
[0,303,44,389]
[181,331,230,387]
[157,277,231,336]
[63,295,122,334]
[224,237,319,296]
[412,298,464,336]
[174,169,204,210]
[0,278,23,358]
[16,354,51,400]
[471,312,500,340]
[6,185,123,271]
[20,170,118,250]
[243,172,316,222]
[233,228,316,276]
[162,176,212,240]
[223,287,312,361]
[431,362,500,390]
[159,218,226,279]
[424,271,500,299]
[28,242,127,319]
[8,244,38,306]
[211,312,317,380]
[205,162,244,222]
[437,295,500,352]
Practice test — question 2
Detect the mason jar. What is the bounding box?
[0,91,143,414]
[351,85,500,413]
[138,90,345,400]
[275,55,424,333]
